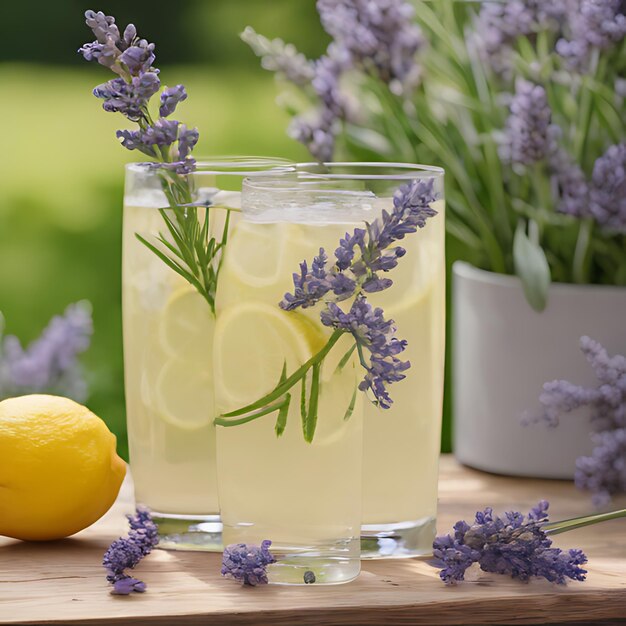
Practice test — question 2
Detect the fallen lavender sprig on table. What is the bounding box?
[103,507,158,595]
[529,336,626,506]
[221,541,276,586]
[0,302,92,402]
[432,501,588,585]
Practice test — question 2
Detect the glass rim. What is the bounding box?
[125,155,295,176]
[243,162,444,192]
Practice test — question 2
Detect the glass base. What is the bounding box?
[152,512,223,552]
[223,523,360,585]
[267,541,361,585]
[360,516,436,559]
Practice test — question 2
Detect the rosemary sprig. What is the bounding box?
[136,162,235,315]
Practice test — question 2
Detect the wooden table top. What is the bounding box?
[2,456,625,625]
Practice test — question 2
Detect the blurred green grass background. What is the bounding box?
[0,1,453,459]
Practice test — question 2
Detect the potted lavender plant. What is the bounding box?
[241,0,626,477]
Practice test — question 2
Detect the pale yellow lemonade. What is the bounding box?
[122,189,234,521]
[213,197,444,574]
[363,200,445,555]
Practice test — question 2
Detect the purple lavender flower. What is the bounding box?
[241,27,316,86]
[80,10,198,174]
[120,41,156,77]
[472,1,568,76]
[159,85,187,118]
[281,179,437,311]
[501,79,554,166]
[289,112,337,163]
[280,179,437,408]
[116,119,198,167]
[589,143,626,232]
[557,0,626,71]
[111,577,146,595]
[317,0,423,93]
[221,540,276,586]
[93,73,161,121]
[281,249,333,310]
[288,51,350,162]
[103,507,158,595]
[432,501,588,585]
[320,296,409,408]
[79,10,155,77]
[534,336,626,432]
[0,302,92,402]
[549,147,591,218]
[576,428,626,507]
[531,337,626,504]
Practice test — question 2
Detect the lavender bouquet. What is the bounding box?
[0,303,93,402]
[243,0,626,310]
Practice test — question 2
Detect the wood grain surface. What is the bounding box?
[1,456,625,625]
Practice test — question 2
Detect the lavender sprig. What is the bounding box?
[79,9,196,173]
[221,541,276,586]
[0,303,92,402]
[472,1,567,77]
[432,501,588,585]
[80,10,230,313]
[530,336,626,505]
[557,0,626,71]
[103,507,158,595]
[215,180,438,440]
[500,79,555,166]
[317,0,423,93]
[243,0,421,161]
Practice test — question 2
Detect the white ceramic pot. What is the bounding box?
[453,261,626,479]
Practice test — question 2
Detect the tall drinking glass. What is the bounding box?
[214,163,444,584]
[291,163,446,559]
[122,157,293,550]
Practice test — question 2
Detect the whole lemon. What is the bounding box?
[0,394,126,541]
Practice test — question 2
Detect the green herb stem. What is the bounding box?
[544,509,626,536]
[217,330,345,420]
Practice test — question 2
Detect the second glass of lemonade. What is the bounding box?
[122,157,292,550]
[214,163,444,583]
[292,165,446,559]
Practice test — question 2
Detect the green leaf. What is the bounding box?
[274,393,291,437]
[215,397,290,427]
[304,362,321,443]
[343,386,358,422]
[275,363,290,437]
[513,221,551,312]
[335,343,357,375]
[300,371,307,433]
[135,233,208,299]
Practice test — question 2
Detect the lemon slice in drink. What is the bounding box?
[224,221,286,288]
[217,221,311,312]
[213,301,324,411]
[155,360,214,430]
[159,287,214,364]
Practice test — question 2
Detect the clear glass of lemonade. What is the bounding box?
[214,163,444,584]
[294,164,446,558]
[122,157,293,551]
